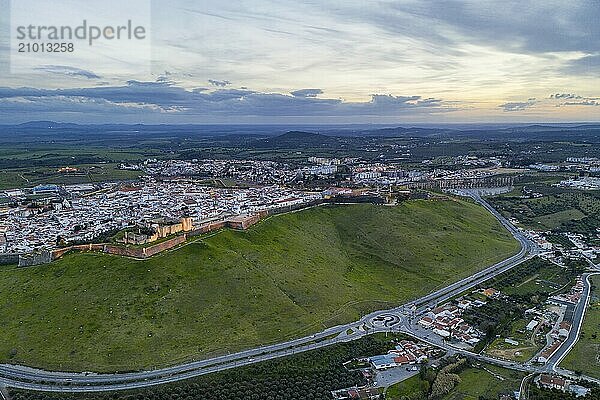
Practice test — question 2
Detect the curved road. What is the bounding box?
[0,191,550,392]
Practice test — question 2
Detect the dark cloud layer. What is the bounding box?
[551,93,600,107]
[332,0,598,75]
[499,93,600,112]
[0,81,455,121]
[564,54,600,75]
[344,1,599,54]
[290,89,323,98]
[208,79,232,87]
[563,100,599,106]
[34,65,101,79]
[499,99,537,112]
[551,93,583,100]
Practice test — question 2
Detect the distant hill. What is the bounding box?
[1,122,599,143]
[15,121,82,129]
[252,131,339,148]
[364,126,455,137]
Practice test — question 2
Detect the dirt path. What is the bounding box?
[487,346,535,360]
[516,273,539,288]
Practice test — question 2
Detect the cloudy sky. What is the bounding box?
[0,0,598,123]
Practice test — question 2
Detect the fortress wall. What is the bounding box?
[103,244,146,258]
[18,250,52,267]
[225,214,262,230]
[0,253,20,266]
[102,235,187,258]
[51,244,104,260]
[142,235,186,257]
[17,198,386,264]
[266,199,323,217]
[153,217,193,239]
[189,221,226,237]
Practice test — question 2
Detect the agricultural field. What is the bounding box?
[385,374,429,398]
[533,208,586,231]
[443,364,524,400]
[487,257,580,300]
[561,275,600,379]
[0,199,519,372]
[488,179,600,243]
[385,362,524,400]
[484,318,545,362]
[0,163,143,190]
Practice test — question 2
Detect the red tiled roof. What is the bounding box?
[394,356,409,364]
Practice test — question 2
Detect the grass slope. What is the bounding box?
[0,200,519,371]
[561,275,600,378]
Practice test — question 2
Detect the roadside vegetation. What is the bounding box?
[9,334,396,400]
[528,383,600,400]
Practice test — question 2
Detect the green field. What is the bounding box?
[0,163,143,190]
[0,200,519,372]
[385,364,524,400]
[489,184,600,235]
[484,318,544,362]
[385,375,429,398]
[533,208,586,230]
[484,256,577,300]
[561,275,600,379]
[442,364,524,400]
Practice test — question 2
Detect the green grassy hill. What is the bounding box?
[0,199,519,372]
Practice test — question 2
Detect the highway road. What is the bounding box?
[0,190,591,393]
[546,272,598,370]
[551,270,600,388]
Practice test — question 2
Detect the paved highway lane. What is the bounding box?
[547,272,599,371]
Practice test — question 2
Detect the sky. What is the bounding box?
[0,0,598,124]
